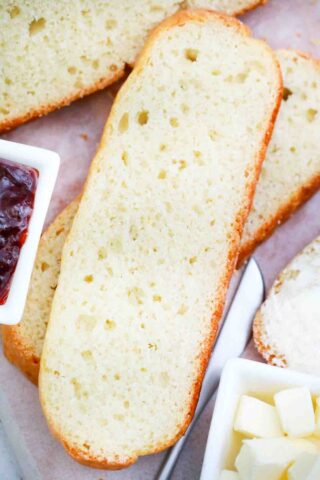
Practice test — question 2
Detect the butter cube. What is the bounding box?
[274,387,315,437]
[314,397,320,437]
[235,438,317,480]
[288,453,318,480]
[234,395,283,438]
[306,457,320,479]
[219,470,240,479]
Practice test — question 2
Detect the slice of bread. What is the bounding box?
[3,49,319,387]
[2,199,79,384]
[0,0,266,133]
[254,236,320,374]
[38,10,281,468]
[239,50,320,265]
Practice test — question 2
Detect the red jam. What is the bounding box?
[0,159,38,305]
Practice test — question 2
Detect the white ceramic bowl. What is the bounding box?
[200,358,320,479]
[0,139,60,325]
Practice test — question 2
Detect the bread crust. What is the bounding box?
[1,197,81,385]
[37,9,281,469]
[232,0,267,15]
[253,310,288,367]
[0,70,124,134]
[238,172,320,267]
[237,49,320,267]
[0,1,267,134]
[1,325,40,384]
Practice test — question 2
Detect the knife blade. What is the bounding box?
[156,257,265,480]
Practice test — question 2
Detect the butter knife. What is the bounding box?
[156,257,265,480]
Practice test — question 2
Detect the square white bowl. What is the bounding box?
[200,358,320,479]
[0,139,60,325]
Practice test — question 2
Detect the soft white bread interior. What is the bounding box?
[5,48,320,386]
[254,236,320,375]
[0,0,265,132]
[1,199,79,384]
[39,10,281,468]
[239,49,320,264]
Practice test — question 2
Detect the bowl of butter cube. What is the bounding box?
[200,358,320,480]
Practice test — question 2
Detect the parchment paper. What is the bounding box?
[0,1,319,479]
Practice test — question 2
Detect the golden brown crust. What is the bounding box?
[1,325,40,384]
[0,69,125,134]
[237,49,320,268]
[232,0,268,16]
[237,171,320,268]
[38,9,282,469]
[253,310,288,367]
[1,197,81,384]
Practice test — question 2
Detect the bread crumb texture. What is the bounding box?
[0,0,265,131]
[39,11,280,467]
[240,50,320,262]
[1,200,79,384]
[254,236,320,374]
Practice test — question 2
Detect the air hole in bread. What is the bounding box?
[84,274,93,283]
[67,66,77,75]
[105,319,116,330]
[109,238,122,253]
[92,59,99,70]
[0,108,9,115]
[140,323,146,329]
[124,400,130,409]
[81,350,93,362]
[153,295,162,302]
[180,103,189,113]
[71,378,82,399]
[283,87,293,101]
[9,6,20,18]
[290,146,297,153]
[170,117,179,127]
[121,151,128,166]
[159,144,167,151]
[306,108,317,122]
[137,110,149,125]
[41,262,49,272]
[114,373,121,380]
[179,160,187,170]
[105,18,117,29]
[209,129,218,141]
[158,169,167,179]
[189,256,197,264]
[185,48,198,62]
[129,224,138,240]
[29,18,46,36]
[98,247,107,260]
[75,78,84,89]
[109,64,117,72]
[177,304,188,315]
[114,414,124,421]
[118,112,129,133]
[211,69,221,76]
[5,78,12,85]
